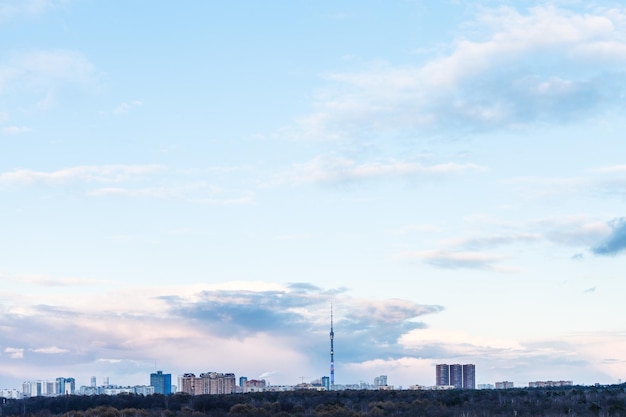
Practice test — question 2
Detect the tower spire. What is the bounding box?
[330,302,335,389]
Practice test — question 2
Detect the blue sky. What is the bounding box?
[2,0,626,390]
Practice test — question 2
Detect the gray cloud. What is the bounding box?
[592,218,626,255]
[0,283,444,385]
[163,285,444,364]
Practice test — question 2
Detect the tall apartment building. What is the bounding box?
[462,364,475,390]
[56,377,75,395]
[435,364,476,389]
[449,364,463,389]
[436,364,450,386]
[150,371,172,395]
[23,380,56,397]
[179,372,236,395]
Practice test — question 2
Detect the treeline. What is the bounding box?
[2,384,626,417]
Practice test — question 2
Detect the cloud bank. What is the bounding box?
[288,5,626,140]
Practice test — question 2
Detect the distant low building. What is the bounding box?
[0,389,21,399]
[495,381,514,389]
[179,372,236,395]
[529,380,573,388]
[243,379,266,393]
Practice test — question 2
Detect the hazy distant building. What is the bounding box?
[436,364,476,389]
[321,376,330,391]
[22,380,56,397]
[150,371,172,395]
[495,381,514,389]
[90,376,96,387]
[243,379,266,393]
[56,377,75,395]
[239,376,247,388]
[0,389,20,399]
[374,375,388,387]
[529,380,573,388]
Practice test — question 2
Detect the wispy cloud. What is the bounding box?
[0,48,99,115]
[2,126,32,135]
[112,100,143,115]
[16,274,110,287]
[401,216,612,271]
[0,164,164,185]
[273,155,484,186]
[400,249,507,270]
[30,346,69,354]
[285,6,626,140]
[0,0,68,23]
[4,347,24,359]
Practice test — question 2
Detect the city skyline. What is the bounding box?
[2,0,626,391]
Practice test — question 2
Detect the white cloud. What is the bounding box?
[400,249,508,270]
[0,0,66,23]
[0,164,164,185]
[4,347,23,359]
[30,346,69,354]
[273,155,484,185]
[0,48,98,113]
[288,6,626,139]
[87,182,218,199]
[590,164,626,173]
[2,126,32,135]
[112,100,143,116]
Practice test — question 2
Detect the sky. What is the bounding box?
[1,0,626,391]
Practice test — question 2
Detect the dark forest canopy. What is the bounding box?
[2,385,626,417]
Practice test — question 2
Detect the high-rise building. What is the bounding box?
[321,376,330,391]
[179,372,236,395]
[56,377,75,395]
[239,376,248,387]
[435,364,476,389]
[449,364,463,389]
[150,371,172,395]
[462,364,475,390]
[436,364,450,386]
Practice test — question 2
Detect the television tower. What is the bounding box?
[330,303,335,389]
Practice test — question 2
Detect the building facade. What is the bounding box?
[179,372,236,395]
[462,364,475,390]
[436,364,476,389]
[436,364,450,386]
[374,375,388,387]
[150,371,172,395]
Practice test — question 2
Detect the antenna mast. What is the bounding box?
[330,302,335,389]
